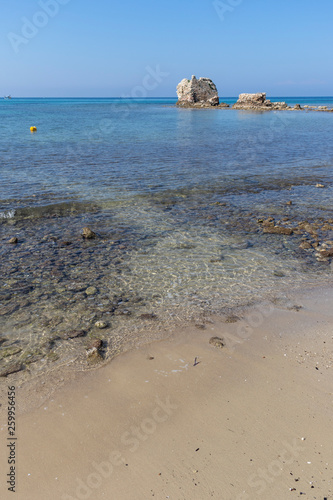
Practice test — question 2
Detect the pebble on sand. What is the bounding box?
[209,337,225,348]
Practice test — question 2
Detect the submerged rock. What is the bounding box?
[0,346,22,359]
[0,304,19,317]
[232,93,288,110]
[82,227,96,239]
[298,222,318,235]
[94,320,108,329]
[86,346,103,363]
[299,241,312,250]
[318,247,333,258]
[87,339,103,350]
[21,351,44,366]
[176,75,220,107]
[0,361,23,377]
[47,352,59,362]
[140,313,158,320]
[263,226,293,235]
[61,330,86,340]
[85,286,97,296]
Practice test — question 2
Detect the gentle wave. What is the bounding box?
[12,201,100,219]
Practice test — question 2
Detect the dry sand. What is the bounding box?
[0,286,332,499]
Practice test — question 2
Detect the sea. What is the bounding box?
[1,97,333,378]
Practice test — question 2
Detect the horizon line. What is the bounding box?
[3,95,333,99]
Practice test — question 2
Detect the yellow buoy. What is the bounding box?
[30,126,37,132]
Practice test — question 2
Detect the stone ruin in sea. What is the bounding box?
[232,93,288,110]
[175,78,301,111]
[176,77,289,110]
[176,75,229,107]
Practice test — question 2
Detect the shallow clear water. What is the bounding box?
[1,98,333,378]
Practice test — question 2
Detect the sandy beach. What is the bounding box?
[0,286,332,499]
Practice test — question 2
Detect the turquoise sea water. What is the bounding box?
[0,97,333,377]
[1,97,333,209]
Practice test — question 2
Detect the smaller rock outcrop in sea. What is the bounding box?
[176,75,229,108]
[232,93,288,110]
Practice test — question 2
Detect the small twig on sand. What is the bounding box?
[193,357,201,366]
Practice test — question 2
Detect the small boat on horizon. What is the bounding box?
[4,95,12,100]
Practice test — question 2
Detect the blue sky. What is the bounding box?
[1,0,332,97]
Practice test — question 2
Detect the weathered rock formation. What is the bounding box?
[176,75,228,107]
[232,93,288,110]
[234,92,266,107]
[176,81,333,111]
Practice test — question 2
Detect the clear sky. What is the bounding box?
[1,0,332,97]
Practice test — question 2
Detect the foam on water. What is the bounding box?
[0,209,16,219]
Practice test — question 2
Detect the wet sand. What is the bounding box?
[0,286,332,499]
